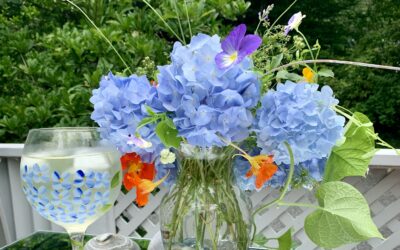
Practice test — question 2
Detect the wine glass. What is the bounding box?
[20,128,122,249]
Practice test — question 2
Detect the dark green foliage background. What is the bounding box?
[0,0,399,146]
[248,0,400,147]
[0,0,248,142]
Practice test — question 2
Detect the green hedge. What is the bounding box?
[0,0,249,143]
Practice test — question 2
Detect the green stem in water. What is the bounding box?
[142,0,185,44]
[163,147,249,250]
[64,0,133,75]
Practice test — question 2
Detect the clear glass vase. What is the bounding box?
[160,145,253,250]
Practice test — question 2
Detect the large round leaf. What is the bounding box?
[305,181,382,248]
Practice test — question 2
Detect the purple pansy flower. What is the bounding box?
[215,24,262,69]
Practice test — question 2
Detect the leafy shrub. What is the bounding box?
[0,0,250,142]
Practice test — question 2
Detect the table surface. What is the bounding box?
[0,231,150,250]
[0,231,268,250]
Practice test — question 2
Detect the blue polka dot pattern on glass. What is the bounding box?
[21,164,113,225]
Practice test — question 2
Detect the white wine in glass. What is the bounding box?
[20,128,122,249]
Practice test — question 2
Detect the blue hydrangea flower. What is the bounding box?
[32,164,50,183]
[255,81,345,165]
[52,171,72,190]
[157,33,261,147]
[90,72,166,162]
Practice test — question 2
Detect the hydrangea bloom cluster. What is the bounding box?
[90,72,165,162]
[234,147,327,191]
[255,81,345,165]
[157,34,261,147]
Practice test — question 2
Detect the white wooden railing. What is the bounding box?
[1,143,400,249]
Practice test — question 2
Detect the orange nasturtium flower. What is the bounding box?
[239,154,278,190]
[121,152,165,207]
[302,67,314,83]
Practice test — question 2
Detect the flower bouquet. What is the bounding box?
[81,1,400,249]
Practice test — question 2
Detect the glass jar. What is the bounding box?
[160,144,253,250]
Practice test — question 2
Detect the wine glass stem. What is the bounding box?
[69,232,85,250]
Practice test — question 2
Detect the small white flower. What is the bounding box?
[284,12,306,35]
[160,149,176,164]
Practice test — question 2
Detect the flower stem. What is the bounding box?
[265,0,298,36]
[296,30,316,68]
[268,59,400,74]
[254,20,262,35]
[162,147,249,250]
[142,0,185,44]
[333,106,400,154]
[64,0,133,75]
[278,201,321,210]
[251,142,295,242]
[171,0,186,45]
[183,0,193,38]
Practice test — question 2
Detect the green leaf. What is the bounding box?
[155,119,182,148]
[253,234,269,246]
[100,204,112,213]
[278,228,293,250]
[145,105,155,116]
[276,70,289,79]
[305,181,383,248]
[318,68,334,78]
[324,112,376,182]
[137,117,156,130]
[270,53,283,69]
[276,70,304,82]
[304,181,383,248]
[111,172,120,189]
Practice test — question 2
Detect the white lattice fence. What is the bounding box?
[113,168,400,249]
[114,187,168,238]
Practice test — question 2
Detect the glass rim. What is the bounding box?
[29,127,99,132]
